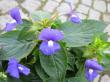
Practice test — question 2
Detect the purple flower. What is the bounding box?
[6,58,30,78]
[4,22,17,32]
[4,7,22,32]
[10,7,22,24]
[67,2,81,23]
[39,28,63,55]
[85,59,103,82]
[70,14,81,23]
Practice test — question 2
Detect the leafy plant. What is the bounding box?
[0,8,109,82]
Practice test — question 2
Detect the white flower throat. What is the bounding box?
[10,20,16,23]
[71,14,77,18]
[48,40,54,47]
[89,69,93,74]
[18,66,23,70]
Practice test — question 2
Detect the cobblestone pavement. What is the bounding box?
[0,0,110,27]
[0,0,110,82]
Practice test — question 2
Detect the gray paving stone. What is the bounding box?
[103,14,110,22]
[94,74,110,82]
[59,15,67,22]
[43,0,59,13]
[64,0,78,10]
[106,0,110,2]
[0,0,18,14]
[81,0,92,6]
[88,9,101,20]
[108,3,110,13]
[101,75,110,82]
[55,0,62,3]
[65,0,79,4]
[21,0,41,13]
[41,0,47,2]
[77,13,87,19]
[93,0,106,12]
[57,2,71,15]
[19,9,28,19]
[76,4,89,14]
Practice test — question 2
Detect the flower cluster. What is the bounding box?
[39,28,64,55]
[6,58,30,78]
[67,2,81,23]
[85,59,103,82]
[2,7,104,82]
[4,8,64,78]
[4,7,22,32]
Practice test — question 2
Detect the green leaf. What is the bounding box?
[16,19,33,30]
[83,37,109,58]
[60,20,107,47]
[35,59,49,82]
[1,74,42,82]
[67,65,88,82]
[39,43,67,82]
[20,73,43,82]
[0,31,36,60]
[17,25,37,41]
[76,65,88,82]
[67,77,87,82]
[30,11,51,21]
[0,72,7,82]
[35,58,65,82]
[7,77,22,82]
[51,19,62,28]
[100,52,110,70]
[67,52,75,71]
